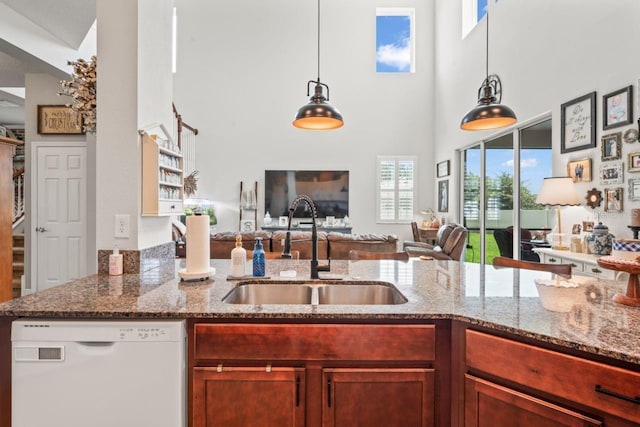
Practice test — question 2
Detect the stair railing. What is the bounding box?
[172,103,199,177]
[13,167,25,225]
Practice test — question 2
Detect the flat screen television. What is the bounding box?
[264,170,349,219]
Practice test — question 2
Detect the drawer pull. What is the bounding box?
[327,376,332,407]
[591,268,602,274]
[549,258,558,262]
[595,385,640,405]
[570,263,578,268]
[296,376,300,407]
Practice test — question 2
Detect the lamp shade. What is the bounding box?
[293,95,343,130]
[460,103,517,131]
[536,177,580,206]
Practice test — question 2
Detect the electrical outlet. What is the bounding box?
[115,214,130,238]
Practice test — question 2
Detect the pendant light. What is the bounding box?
[293,0,343,130]
[460,12,516,131]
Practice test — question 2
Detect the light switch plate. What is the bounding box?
[115,214,130,238]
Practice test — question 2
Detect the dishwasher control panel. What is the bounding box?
[118,327,170,341]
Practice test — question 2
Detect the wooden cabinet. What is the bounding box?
[141,124,183,216]
[465,375,601,427]
[464,329,640,426]
[193,367,305,427]
[323,368,434,427]
[190,323,438,427]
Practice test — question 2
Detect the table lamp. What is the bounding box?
[536,177,580,250]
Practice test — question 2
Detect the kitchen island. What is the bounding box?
[1,259,639,426]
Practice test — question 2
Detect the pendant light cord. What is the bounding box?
[485,12,489,80]
[317,0,321,82]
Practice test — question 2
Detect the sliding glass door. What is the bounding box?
[461,117,552,264]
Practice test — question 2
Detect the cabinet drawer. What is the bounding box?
[583,264,615,279]
[466,330,640,424]
[158,200,182,215]
[194,324,435,362]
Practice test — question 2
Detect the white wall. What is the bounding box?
[173,0,434,242]
[96,0,174,251]
[434,0,640,239]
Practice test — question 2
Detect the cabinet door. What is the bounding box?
[193,367,305,427]
[322,368,435,427]
[465,375,602,427]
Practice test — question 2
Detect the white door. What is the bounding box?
[34,145,87,292]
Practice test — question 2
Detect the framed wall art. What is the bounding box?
[600,161,624,185]
[629,178,640,201]
[438,180,449,212]
[560,92,596,153]
[436,160,450,178]
[567,158,591,182]
[603,85,633,130]
[603,187,623,213]
[629,152,640,172]
[37,105,84,135]
[240,219,255,232]
[601,133,622,161]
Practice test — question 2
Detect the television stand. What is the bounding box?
[262,225,352,234]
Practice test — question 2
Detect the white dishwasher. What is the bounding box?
[12,319,185,427]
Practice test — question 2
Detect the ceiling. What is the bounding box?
[0,0,96,126]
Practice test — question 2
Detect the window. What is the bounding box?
[377,156,417,223]
[376,8,415,73]
[461,0,492,39]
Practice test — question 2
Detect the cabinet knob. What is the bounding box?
[35,227,48,232]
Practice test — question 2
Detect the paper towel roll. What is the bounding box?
[185,214,211,274]
[632,209,640,227]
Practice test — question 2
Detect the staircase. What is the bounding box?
[12,234,24,299]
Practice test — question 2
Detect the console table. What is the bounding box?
[533,247,623,280]
[261,225,353,234]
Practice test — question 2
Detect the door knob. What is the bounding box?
[35,227,48,232]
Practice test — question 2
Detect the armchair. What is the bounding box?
[493,227,540,262]
[404,224,468,261]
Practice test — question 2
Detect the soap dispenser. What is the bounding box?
[253,237,266,277]
[109,246,123,275]
[264,211,272,226]
[230,235,247,277]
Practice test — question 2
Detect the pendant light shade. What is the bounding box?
[460,13,516,131]
[292,0,343,130]
[293,81,343,130]
[460,75,517,130]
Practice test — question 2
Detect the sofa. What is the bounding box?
[200,230,398,260]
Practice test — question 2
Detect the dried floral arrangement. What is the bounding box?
[184,170,199,197]
[59,56,97,133]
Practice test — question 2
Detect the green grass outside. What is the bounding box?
[466,231,500,264]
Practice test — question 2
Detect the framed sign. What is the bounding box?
[436,160,450,178]
[37,105,84,135]
[603,85,633,130]
[560,92,596,153]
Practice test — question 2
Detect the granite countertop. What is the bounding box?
[1,259,639,365]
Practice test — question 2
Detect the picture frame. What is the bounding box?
[582,221,594,233]
[603,187,623,213]
[567,158,591,182]
[600,161,624,185]
[37,105,84,135]
[628,152,640,172]
[601,133,622,161]
[629,178,640,201]
[436,160,450,178]
[278,216,289,227]
[571,224,582,234]
[560,92,596,153]
[603,85,633,130]
[438,180,449,212]
[240,219,255,232]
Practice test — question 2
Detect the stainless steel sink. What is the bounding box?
[317,283,407,305]
[222,281,407,305]
[222,284,313,304]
